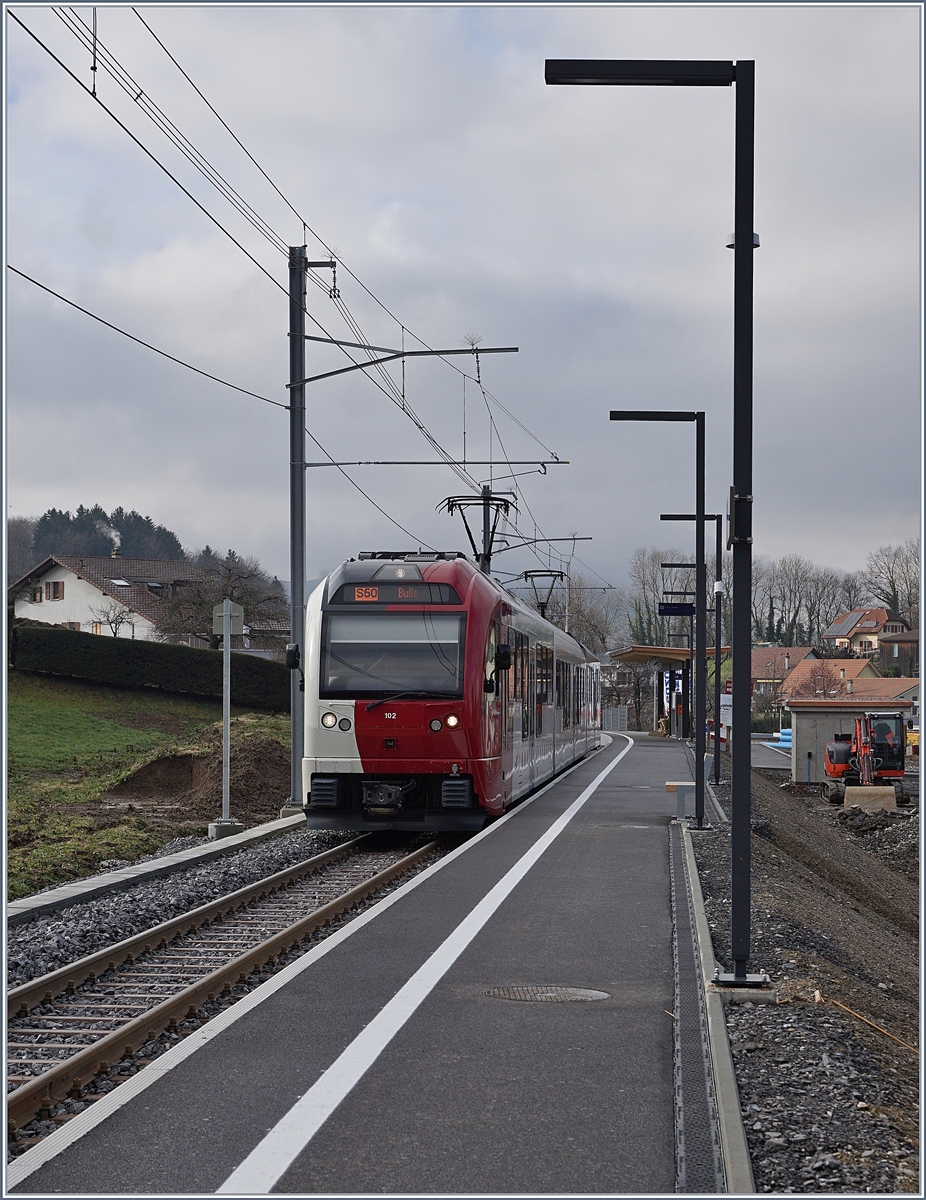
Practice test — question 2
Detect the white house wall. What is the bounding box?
[14,565,156,640]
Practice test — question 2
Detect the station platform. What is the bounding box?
[10,734,750,1196]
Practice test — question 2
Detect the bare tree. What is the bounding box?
[153,547,288,648]
[772,555,817,645]
[839,570,872,614]
[782,659,847,701]
[627,546,690,646]
[525,572,625,655]
[805,566,844,645]
[90,599,135,637]
[866,538,920,625]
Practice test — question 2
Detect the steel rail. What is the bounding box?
[7,839,439,1128]
[8,837,366,1016]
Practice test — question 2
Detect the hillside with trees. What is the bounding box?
[9,506,184,580]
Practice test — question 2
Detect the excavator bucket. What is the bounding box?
[843,786,897,813]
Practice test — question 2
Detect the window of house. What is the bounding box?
[45,581,64,600]
[893,643,899,658]
[31,588,42,603]
[92,622,102,636]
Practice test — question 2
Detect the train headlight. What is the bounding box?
[445,714,460,728]
[338,717,352,732]
[429,718,443,732]
[321,712,338,729]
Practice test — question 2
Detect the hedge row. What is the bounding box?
[8,625,290,712]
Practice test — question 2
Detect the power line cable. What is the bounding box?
[304,428,435,549]
[7,265,287,409]
[8,10,287,298]
[16,9,546,516]
[11,9,477,488]
[131,6,558,467]
[55,7,288,255]
[6,262,428,543]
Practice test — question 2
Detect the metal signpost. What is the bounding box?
[211,599,244,839]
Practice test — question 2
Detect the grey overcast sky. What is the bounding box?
[4,3,922,588]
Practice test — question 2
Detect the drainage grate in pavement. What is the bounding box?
[485,986,609,1002]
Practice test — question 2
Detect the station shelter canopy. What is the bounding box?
[608,644,730,665]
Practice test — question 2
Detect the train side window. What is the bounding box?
[484,620,498,698]
[556,658,570,730]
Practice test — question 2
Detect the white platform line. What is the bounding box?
[217,735,634,1195]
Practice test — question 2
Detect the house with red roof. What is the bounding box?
[9,552,205,640]
[820,608,910,656]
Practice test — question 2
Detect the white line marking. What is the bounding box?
[217,735,634,1194]
[4,739,616,1190]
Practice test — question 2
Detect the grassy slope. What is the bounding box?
[6,670,284,900]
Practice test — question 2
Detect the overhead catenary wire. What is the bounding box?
[304,428,435,550]
[131,5,559,467]
[55,6,289,256]
[7,265,287,409]
[12,9,479,492]
[5,263,430,548]
[16,8,566,554]
[9,10,287,297]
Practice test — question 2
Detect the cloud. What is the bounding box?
[5,4,920,586]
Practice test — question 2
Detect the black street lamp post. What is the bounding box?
[548,58,761,984]
[610,410,706,829]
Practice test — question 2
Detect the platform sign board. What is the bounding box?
[212,601,244,636]
[658,602,694,617]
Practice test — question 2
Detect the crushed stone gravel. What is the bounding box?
[6,826,357,987]
[695,756,919,1194]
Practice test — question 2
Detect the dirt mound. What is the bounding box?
[105,737,290,828]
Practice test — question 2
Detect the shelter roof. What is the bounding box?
[786,697,913,711]
[608,644,730,665]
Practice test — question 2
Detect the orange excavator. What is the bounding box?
[822,712,910,807]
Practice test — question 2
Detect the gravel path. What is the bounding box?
[694,757,919,1193]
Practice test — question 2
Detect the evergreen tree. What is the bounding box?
[31,506,186,560]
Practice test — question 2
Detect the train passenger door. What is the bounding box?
[534,642,554,785]
[510,630,531,799]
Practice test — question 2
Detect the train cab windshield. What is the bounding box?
[320,612,466,698]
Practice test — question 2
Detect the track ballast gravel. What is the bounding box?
[694,756,919,1194]
[6,827,357,988]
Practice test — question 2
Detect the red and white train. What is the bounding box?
[300,551,601,832]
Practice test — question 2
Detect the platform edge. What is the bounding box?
[681,824,756,1194]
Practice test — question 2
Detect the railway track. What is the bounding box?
[7,835,440,1132]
